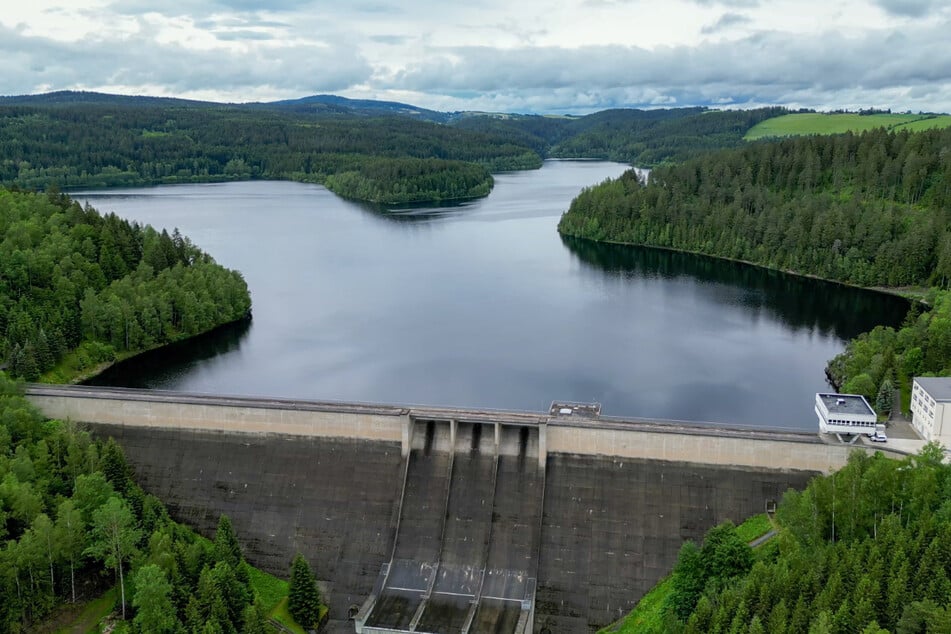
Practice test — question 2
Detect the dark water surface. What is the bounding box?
[79,161,909,430]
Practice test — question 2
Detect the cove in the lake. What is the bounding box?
[80,161,909,430]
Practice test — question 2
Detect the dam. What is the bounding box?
[25,385,900,633]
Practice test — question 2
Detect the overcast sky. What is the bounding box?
[2,0,950,114]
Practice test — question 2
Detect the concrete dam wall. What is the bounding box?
[28,386,864,632]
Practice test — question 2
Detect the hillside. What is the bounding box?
[453,107,785,166]
[0,100,537,204]
[745,112,951,140]
[558,125,951,414]
[559,127,951,288]
[0,373,303,632]
[652,447,951,633]
[0,189,252,382]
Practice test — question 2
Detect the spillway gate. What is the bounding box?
[356,418,544,634]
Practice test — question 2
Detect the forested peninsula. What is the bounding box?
[559,127,951,406]
[0,189,251,382]
[559,128,951,288]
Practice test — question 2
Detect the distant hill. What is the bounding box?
[260,94,452,122]
[454,106,785,165]
[745,112,951,139]
[0,90,451,121]
[0,90,217,108]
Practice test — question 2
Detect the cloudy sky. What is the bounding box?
[2,0,950,114]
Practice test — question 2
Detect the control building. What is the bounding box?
[815,393,877,443]
[911,377,951,447]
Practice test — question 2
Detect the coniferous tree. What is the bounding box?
[241,601,269,634]
[288,553,321,629]
[875,378,894,416]
[213,515,243,570]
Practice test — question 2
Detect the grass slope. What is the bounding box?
[48,589,117,634]
[745,112,951,139]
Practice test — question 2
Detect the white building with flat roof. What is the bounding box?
[911,378,951,447]
[816,393,877,443]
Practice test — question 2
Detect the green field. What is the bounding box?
[745,113,951,139]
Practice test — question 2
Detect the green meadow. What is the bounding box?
[744,112,951,139]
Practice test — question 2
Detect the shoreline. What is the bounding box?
[41,313,252,386]
[558,231,928,304]
[56,162,548,207]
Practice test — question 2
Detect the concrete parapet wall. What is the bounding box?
[28,387,405,443]
[547,423,857,473]
[26,385,912,475]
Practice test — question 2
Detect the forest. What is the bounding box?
[0,373,322,632]
[0,188,251,382]
[825,288,951,409]
[559,126,951,414]
[559,127,951,288]
[322,157,492,204]
[658,446,951,633]
[453,106,785,166]
[558,126,951,407]
[0,101,536,204]
[0,93,795,205]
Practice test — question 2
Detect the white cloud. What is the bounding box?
[872,0,945,17]
[0,0,949,113]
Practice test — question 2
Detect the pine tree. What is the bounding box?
[241,601,269,634]
[875,378,894,416]
[288,553,321,629]
[100,438,131,495]
[213,515,243,570]
[809,610,834,634]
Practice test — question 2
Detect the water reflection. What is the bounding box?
[352,198,477,224]
[74,165,909,428]
[86,317,251,389]
[561,236,911,341]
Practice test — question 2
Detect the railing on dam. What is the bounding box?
[24,384,907,473]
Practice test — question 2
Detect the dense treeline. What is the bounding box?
[322,157,492,203]
[453,107,785,166]
[0,373,277,632]
[0,189,251,381]
[0,94,796,203]
[559,127,951,404]
[826,289,951,403]
[550,107,786,165]
[665,447,951,633]
[0,103,540,203]
[559,127,951,288]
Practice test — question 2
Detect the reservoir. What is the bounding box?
[79,160,909,430]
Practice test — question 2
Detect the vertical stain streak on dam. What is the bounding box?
[28,386,856,632]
